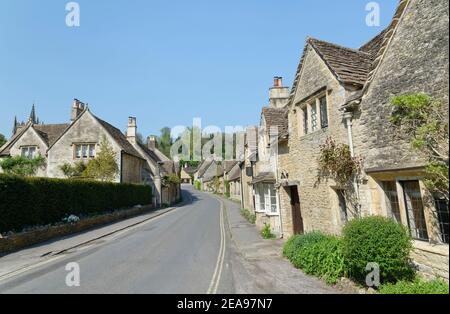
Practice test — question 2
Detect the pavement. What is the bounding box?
[0,185,337,294]
[218,196,337,294]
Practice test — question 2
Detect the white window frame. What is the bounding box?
[311,102,318,132]
[74,143,97,160]
[21,146,38,159]
[256,183,279,215]
[299,92,329,138]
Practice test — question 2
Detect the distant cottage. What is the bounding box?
[0,99,180,207]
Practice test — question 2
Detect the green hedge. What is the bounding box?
[0,174,152,234]
[342,216,414,284]
[283,232,327,261]
[284,232,346,284]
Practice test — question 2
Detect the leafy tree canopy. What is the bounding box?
[84,137,119,182]
[0,133,6,147]
[0,155,46,177]
[390,93,449,201]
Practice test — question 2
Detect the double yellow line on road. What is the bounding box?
[207,197,226,294]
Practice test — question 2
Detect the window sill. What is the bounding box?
[413,240,449,256]
[266,212,280,217]
[299,127,329,139]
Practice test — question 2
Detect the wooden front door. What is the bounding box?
[290,186,304,235]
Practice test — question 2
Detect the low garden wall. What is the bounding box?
[0,204,153,254]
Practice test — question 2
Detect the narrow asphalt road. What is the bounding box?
[0,185,234,294]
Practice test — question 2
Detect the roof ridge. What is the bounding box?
[308,37,371,56]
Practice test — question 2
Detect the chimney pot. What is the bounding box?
[147,136,156,151]
[273,76,283,87]
[127,117,137,144]
[71,98,85,121]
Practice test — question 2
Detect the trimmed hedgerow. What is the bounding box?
[291,235,346,284]
[283,232,346,284]
[379,278,449,294]
[342,216,414,284]
[282,232,327,261]
[0,174,152,234]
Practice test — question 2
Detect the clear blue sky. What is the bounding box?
[0,0,398,139]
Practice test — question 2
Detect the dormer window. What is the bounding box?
[21,146,37,159]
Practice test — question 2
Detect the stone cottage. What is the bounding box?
[0,99,181,207]
[277,0,448,280]
[251,78,290,236]
[347,0,449,280]
[226,162,241,202]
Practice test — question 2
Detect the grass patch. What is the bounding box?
[379,278,449,294]
[240,208,256,224]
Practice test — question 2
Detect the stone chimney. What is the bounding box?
[127,117,137,144]
[147,135,156,151]
[269,76,290,108]
[71,99,85,121]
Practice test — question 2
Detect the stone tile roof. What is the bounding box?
[288,23,397,105]
[0,122,70,157]
[359,28,389,59]
[262,107,289,140]
[203,162,224,182]
[224,160,238,173]
[0,124,29,156]
[197,160,213,178]
[308,38,373,87]
[94,116,143,159]
[138,142,165,163]
[160,161,175,176]
[362,0,410,93]
[33,124,70,147]
[227,163,241,182]
[183,165,198,175]
[251,172,276,184]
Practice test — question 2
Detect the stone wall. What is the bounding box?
[278,47,356,237]
[411,241,449,281]
[47,111,122,182]
[353,0,449,170]
[121,153,144,184]
[351,0,449,280]
[8,127,48,177]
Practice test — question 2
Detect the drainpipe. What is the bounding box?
[275,152,284,239]
[343,110,361,216]
[343,111,355,157]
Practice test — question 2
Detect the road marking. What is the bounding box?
[207,197,226,294]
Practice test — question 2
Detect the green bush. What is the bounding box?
[290,235,346,284]
[261,223,276,239]
[379,278,449,294]
[194,180,201,191]
[0,174,152,234]
[342,216,414,284]
[283,232,328,261]
[240,208,256,224]
[224,180,230,198]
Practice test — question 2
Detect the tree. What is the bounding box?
[390,93,449,201]
[84,137,119,182]
[0,155,46,177]
[0,133,6,147]
[59,161,87,178]
[156,127,173,158]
